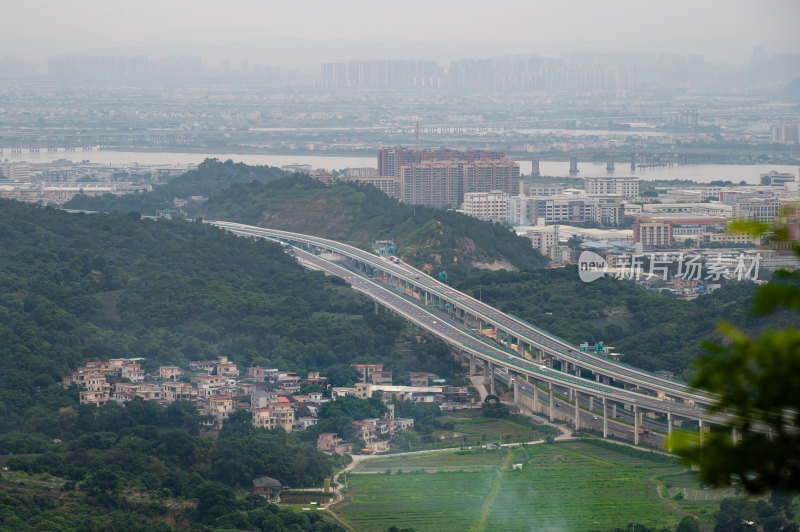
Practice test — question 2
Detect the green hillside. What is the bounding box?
[200,176,548,271]
[0,199,461,435]
[63,158,289,216]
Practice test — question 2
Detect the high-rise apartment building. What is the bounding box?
[0,162,30,181]
[732,198,785,222]
[380,149,518,208]
[378,148,505,179]
[634,218,673,247]
[771,122,800,145]
[462,191,510,222]
[344,175,400,198]
[462,159,520,197]
[399,161,463,208]
[320,60,444,89]
[584,176,639,198]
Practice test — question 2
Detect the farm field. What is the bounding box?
[433,410,553,445]
[351,449,501,473]
[335,440,724,531]
[336,470,495,532]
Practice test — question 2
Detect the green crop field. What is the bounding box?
[438,410,548,444]
[336,470,495,531]
[335,440,724,531]
[351,449,502,473]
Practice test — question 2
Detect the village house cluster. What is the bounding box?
[61,358,469,454]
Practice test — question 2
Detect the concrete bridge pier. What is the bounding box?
[667,412,673,452]
[699,419,704,446]
[588,396,594,412]
[602,398,608,438]
[483,361,495,396]
[611,403,617,419]
[569,157,579,175]
[574,390,580,430]
[469,355,476,376]
[532,380,539,413]
[513,376,519,405]
[549,382,554,422]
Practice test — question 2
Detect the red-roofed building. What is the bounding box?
[409,372,430,387]
[122,364,145,383]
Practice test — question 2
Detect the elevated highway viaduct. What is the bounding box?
[211,221,738,446]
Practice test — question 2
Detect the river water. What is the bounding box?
[4,149,799,185]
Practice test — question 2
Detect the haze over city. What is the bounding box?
[0,1,799,531]
[3,0,799,66]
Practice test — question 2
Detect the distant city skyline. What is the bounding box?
[2,0,799,67]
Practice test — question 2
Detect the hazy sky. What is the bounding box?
[4,0,799,66]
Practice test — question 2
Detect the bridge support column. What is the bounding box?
[495,328,502,344]
[569,156,579,175]
[732,427,738,446]
[549,382,554,422]
[535,350,542,363]
[513,376,519,405]
[532,380,539,413]
[484,362,495,396]
[667,412,673,452]
[469,355,476,376]
[611,404,617,419]
[603,398,608,438]
[517,339,525,356]
[574,391,580,430]
[634,406,640,445]
[589,396,594,412]
[699,420,705,447]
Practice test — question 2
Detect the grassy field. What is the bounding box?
[336,470,495,531]
[433,410,553,446]
[335,440,725,532]
[381,410,558,454]
[351,449,502,473]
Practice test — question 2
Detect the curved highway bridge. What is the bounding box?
[210,221,737,447]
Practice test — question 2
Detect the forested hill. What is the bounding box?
[63,158,289,216]
[0,199,455,433]
[0,198,452,529]
[200,176,548,271]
